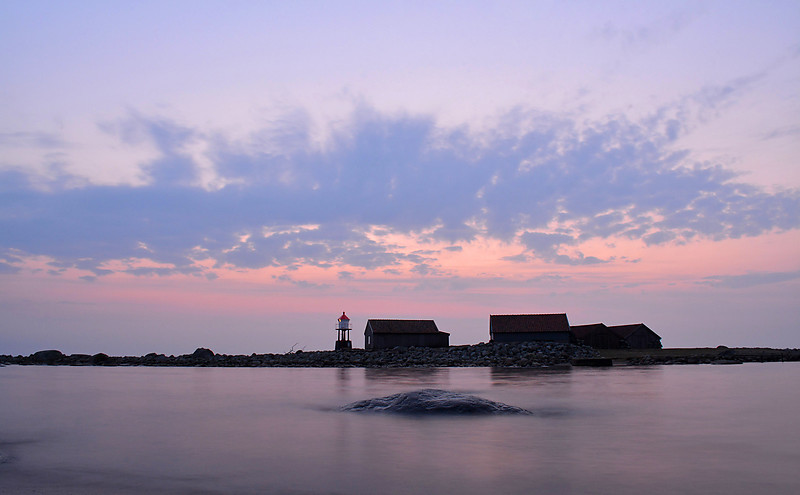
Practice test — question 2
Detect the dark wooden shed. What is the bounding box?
[489,314,573,343]
[570,323,626,349]
[364,319,450,350]
[607,323,662,349]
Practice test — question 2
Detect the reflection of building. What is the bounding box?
[571,322,662,349]
[335,312,352,350]
[364,366,449,382]
[364,319,449,350]
[489,314,573,343]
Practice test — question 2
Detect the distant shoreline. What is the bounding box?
[596,346,800,365]
[2,343,798,368]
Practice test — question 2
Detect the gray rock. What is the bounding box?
[341,389,532,415]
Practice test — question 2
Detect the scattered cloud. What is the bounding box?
[0,262,21,275]
[700,270,800,289]
[0,131,66,149]
[762,124,800,141]
[502,253,529,263]
[594,9,695,48]
[1,100,798,281]
[273,274,331,289]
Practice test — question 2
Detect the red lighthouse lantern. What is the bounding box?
[335,312,352,350]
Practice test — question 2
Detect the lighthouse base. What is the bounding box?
[335,340,353,351]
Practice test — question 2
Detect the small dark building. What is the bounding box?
[364,319,450,350]
[489,313,573,343]
[608,323,662,349]
[570,323,626,349]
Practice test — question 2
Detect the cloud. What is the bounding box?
[0,131,66,149]
[762,124,800,141]
[0,262,21,275]
[701,270,800,289]
[517,231,609,265]
[1,100,798,280]
[594,9,694,48]
[124,266,203,277]
[502,253,529,263]
[273,274,331,289]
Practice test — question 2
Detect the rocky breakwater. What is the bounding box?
[603,346,800,366]
[1,342,599,368]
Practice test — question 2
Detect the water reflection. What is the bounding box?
[335,366,353,393]
[489,365,572,385]
[364,366,450,386]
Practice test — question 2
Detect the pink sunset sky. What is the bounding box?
[1,1,798,355]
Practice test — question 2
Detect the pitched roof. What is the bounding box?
[570,323,608,340]
[366,319,448,335]
[607,323,658,339]
[490,314,570,334]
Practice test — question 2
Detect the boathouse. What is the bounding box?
[364,319,450,350]
[570,323,626,349]
[607,323,662,349]
[489,313,573,344]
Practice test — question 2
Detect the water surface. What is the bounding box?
[1,364,797,494]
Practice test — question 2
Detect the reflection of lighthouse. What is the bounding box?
[335,312,352,350]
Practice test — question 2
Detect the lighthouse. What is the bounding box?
[335,311,352,350]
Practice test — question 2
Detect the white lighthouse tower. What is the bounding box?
[335,311,352,350]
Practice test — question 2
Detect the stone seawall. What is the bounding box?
[1,342,598,368]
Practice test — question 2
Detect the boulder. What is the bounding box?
[31,350,63,364]
[92,353,109,364]
[341,389,532,415]
[191,348,215,361]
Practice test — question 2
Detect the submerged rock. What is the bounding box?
[341,389,532,415]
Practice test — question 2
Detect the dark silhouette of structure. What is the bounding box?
[364,319,450,350]
[335,312,352,350]
[570,323,625,349]
[489,314,573,343]
[607,323,662,349]
[571,322,662,349]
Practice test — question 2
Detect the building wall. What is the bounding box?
[579,331,625,349]
[490,331,572,344]
[626,329,662,349]
[368,332,449,349]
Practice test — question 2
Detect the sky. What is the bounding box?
[1,0,799,356]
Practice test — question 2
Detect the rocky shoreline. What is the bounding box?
[1,344,798,368]
[2,342,597,368]
[597,346,800,365]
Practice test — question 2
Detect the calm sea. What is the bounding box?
[1,363,798,494]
